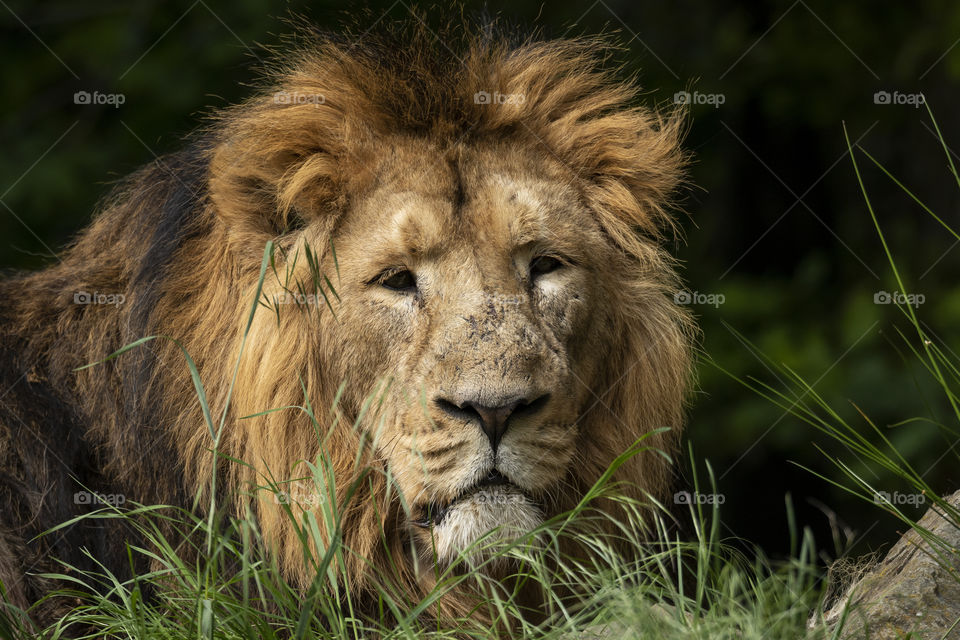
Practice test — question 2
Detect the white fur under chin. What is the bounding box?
[429,485,543,565]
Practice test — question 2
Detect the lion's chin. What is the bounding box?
[427,485,544,565]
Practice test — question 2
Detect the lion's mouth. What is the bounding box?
[412,469,520,528]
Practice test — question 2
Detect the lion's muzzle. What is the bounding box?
[433,394,551,452]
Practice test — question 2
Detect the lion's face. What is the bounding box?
[321,138,614,561]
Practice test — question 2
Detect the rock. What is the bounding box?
[817,490,960,639]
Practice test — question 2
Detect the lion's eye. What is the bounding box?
[378,269,417,292]
[530,255,563,278]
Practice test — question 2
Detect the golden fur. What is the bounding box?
[0,21,694,626]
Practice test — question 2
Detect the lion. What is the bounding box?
[0,20,694,629]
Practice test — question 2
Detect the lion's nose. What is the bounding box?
[434,394,550,452]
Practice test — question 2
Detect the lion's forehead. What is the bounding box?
[349,151,585,262]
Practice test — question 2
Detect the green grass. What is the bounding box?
[714,103,960,635]
[1,449,832,639]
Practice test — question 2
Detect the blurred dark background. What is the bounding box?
[2,1,959,566]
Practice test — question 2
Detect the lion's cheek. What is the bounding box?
[537,286,609,390]
[533,281,594,352]
[328,296,422,397]
[385,425,491,501]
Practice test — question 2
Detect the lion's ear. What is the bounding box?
[581,107,687,245]
[547,101,687,251]
[207,87,358,245]
[475,41,687,249]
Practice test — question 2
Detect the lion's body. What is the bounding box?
[0,23,694,628]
